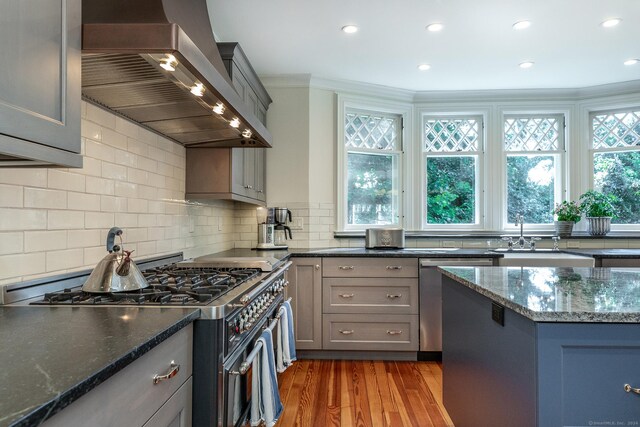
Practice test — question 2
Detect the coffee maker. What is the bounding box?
[255,207,289,250]
[273,208,293,248]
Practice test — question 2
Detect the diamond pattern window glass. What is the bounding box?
[345,111,399,151]
[592,110,640,149]
[504,116,562,152]
[424,118,479,152]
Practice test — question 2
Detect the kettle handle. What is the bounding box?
[106,227,123,253]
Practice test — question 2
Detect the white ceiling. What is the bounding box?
[208,0,640,91]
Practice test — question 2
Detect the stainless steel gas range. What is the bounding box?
[3,252,292,427]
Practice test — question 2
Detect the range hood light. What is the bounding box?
[242,129,252,138]
[212,102,225,115]
[230,118,240,128]
[190,82,205,97]
[160,54,178,71]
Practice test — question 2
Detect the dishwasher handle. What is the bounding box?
[420,258,495,267]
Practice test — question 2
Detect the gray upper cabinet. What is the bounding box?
[0,0,82,167]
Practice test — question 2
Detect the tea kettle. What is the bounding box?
[82,227,149,293]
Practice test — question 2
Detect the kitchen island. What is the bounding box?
[440,266,640,427]
[0,307,199,427]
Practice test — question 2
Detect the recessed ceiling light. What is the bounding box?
[426,23,444,32]
[519,61,535,69]
[342,25,358,34]
[512,20,531,30]
[418,64,431,71]
[601,18,622,28]
[624,59,639,66]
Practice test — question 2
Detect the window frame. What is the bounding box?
[336,96,413,231]
[588,106,640,229]
[421,114,485,230]
[501,112,567,231]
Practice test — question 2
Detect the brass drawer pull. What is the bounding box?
[386,266,403,270]
[338,293,354,298]
[624,384,640,395]
[387,294,402,299]
[153,361,180,385]
[387,330,403,335]
[338,266,354,270]
[339,329,354,335]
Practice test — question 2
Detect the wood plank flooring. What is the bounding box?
[276,360,454,427]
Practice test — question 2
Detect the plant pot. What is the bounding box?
[586,216,612,236]
[554,221,574,237]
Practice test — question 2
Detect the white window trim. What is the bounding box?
[421,114,485,231]
[498,109,570,232]
[336,95,413,231]
[587,106,640,229]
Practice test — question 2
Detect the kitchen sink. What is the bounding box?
[496,251,595,267]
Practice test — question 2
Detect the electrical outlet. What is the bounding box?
[567,241,580,248]
[291,217,303,230]
[189,217,195,233]
[218,218,223,232]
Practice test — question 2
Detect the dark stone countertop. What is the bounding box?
[564,249,640,259]
[289,248,502,258]
[200,248,292,262]
[440,266,640,323]
[0,307,200,427]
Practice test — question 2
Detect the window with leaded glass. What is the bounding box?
[344,109,401,226]
[591,108,640,224]
[423,116,482,226]
[504,114,564,225]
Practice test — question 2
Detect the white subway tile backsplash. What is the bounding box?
[116,117,140,139]
[127,137,148,157]
[101,128,128,150]
[86,103,116,129]
[0,253,46,280]
[101,162,128,181]
[0,232,24,255]
[46,248,84,272]
[0,169,47,187]
[137,156,158,173]
[115,213,138,228]
[114,149,137,168]
[0,184,23,207]
[48,210,85,230]
[24,188,67,209]
[25,231,67,252]
[48,170,85,192]
[85,140,116,163]
[114,181,138,198]
[67,192,101,211]
[0,209,47,231]
[67,229,101,248]
[100,195,128,212]
[81,120,102,141]
[85,212,115,229]
[76,156,102,177]
[127,198,149,213]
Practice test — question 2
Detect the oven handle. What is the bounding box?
[230,297,292,376]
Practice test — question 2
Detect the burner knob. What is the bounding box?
[244,322,252,330]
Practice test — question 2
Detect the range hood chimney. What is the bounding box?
[81,0,271,148]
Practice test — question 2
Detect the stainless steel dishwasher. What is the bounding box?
[419,258,495,359]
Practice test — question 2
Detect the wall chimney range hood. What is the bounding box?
[81,0,272,148]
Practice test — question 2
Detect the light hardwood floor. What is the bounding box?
[276,360,454,427]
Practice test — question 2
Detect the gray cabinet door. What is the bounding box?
[142,378,192,427]
[287,258,323,350]
[254,148,266,201]
[0,0,81,166]
[231,148,247,197]
[242,148,256,198]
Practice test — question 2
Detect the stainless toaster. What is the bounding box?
[365,228,405,249]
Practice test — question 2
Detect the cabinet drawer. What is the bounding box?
[323,314,418,351]
[323,278,418,314]
[43,324,193,427]
[323,258,418,278]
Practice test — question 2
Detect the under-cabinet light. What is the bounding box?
[519,61,534,69]
[212,103,225,115]
[242,129,252,138]
[512,20,531,30]
[190,82,205,96]
[230,118,240,128]
[426,23,444,32]
[342,25,358,34]
[160,54,178,71]
[418,64,431,71]
[624,59,639,66]
[601,18,622,28]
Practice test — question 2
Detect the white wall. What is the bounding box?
[0,102,239,290]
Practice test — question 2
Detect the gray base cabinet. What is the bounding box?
[42,325,193,427]
[0,0,81,167]
[443,277,640,427]
[287,257,323,350]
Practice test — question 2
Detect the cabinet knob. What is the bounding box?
[315,265,320,270]
[153,361,180,385]
[386,265,403,270]
[624,384,640,395]
[338,329,354,335]
[338,265,354,270]
[338,293,354,298]
[386,330,403,335]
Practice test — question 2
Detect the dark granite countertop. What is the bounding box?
[289,248,502,258]
[440,266,640,323]
[564,249,640,259]
[193,248,292,263]
[0,307,200,427]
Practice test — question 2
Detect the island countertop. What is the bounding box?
[439,266,640,323]
[0,307,200,427]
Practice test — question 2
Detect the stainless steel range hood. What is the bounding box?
[81,0,271,148]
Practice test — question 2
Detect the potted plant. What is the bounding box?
[578,190,617,236]
[552,201,581,237]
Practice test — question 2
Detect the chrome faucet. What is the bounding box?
[514,214,526,249]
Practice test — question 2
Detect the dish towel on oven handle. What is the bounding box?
[250,328,283,427]
[276,300,297,373]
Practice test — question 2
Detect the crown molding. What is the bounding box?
[260,74,640,104]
